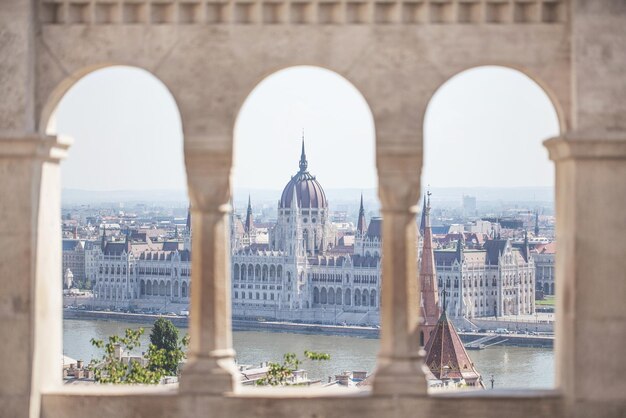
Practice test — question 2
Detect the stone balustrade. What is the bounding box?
[39,0,566,25]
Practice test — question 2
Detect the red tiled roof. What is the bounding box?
[423,311,482,385]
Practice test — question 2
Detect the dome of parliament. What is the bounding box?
[279,139,328,209]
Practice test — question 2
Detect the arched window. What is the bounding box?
[370,290,377,307]
[181,282,188,298]
[328,287,335,305]
[321,287,327,304]
[313,287,319,304]
[362,289,369,307]
[336,288,342,305]
[355,289,361,306]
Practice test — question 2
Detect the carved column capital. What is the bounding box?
[544,130,626,161]
[0,134,72,162]
[377,148,422,213]
[185,139,233,213]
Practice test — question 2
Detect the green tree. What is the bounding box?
[89,319,189,384]
[149,318,188,375]
[150,317,179,352]
[256,351,330,386]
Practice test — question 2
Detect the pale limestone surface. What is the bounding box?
[0,0,625,417]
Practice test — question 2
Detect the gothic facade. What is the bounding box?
[435,238,536,319]
[230,140,382,324]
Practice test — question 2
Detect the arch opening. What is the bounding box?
[231,65,381,383]
[422,65,560,389]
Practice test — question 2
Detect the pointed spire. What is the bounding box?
[419,189,440,346]
[357,193,367,235]
[534,210,540,236]
[299,132,308,173]
[522,229,530,261]
[186,205,191,232]
[101,224,107,251]
[419,197,427,235]
[456,236,464,261]
[423,305,483,386]
[244,194,254,233]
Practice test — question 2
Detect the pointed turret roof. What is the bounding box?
[101,224,107,251]
[244,195,254,233]
[357,193,367,234]
[419,191,440,345]
[186,205,191,232]
[423,308,482,386]
[419,196,427,235]
[299,134,308,173]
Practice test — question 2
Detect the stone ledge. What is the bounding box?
[0,135,72,162]
[39,387,566,418]
[544,131,626,161]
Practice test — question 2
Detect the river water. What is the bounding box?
[63,319,554,389]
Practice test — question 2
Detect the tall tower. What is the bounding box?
[244,195,254,233]
[183,206,192,251]
[419,191,440,346]
[357,193,367,236]
[241,195,257,246]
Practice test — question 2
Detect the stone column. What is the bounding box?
[546,133,626,416]
[0,135,70,418]
[180,140,238,394]
[372,148,428,395]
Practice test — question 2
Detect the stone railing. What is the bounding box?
[39,0,566,25]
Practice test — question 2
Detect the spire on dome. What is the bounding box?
[299,132,308,173]
[357,193,367,234]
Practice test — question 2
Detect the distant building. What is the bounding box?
[88,140,533,322]
[62,239,85,286]
[230,140,381,325]
[533,242,556,296]
[434,236,535,319]
[462,195,477,216]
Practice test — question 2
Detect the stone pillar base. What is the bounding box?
[372,355,429,396]
[180,351,238,394]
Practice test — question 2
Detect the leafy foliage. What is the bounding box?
[89,319,189,384]
[149,318,188,375]
[255,351,330,386]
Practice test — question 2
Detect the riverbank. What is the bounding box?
[63,309,553,347]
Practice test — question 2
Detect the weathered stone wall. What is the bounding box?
[1,0,626,417]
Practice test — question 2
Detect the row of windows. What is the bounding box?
[234,291,279,301]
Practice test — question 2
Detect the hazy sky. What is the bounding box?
[49,65,559,193]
